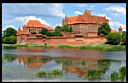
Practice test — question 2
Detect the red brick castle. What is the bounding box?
[17,10,121,45]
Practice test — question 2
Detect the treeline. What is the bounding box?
[2,27,17,44]
[40,25,72,37]
[98,23,126,45]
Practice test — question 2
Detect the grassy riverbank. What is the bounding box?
[2,44,126,51]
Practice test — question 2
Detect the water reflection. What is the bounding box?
[2,46,126,81]
[3,54,111,80]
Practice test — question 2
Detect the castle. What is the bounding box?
[63,10,109,37]
[16,10,122,45]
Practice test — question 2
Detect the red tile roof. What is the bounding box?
[64,13,108,25]
[25,20,46,28]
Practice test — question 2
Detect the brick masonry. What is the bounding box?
[23,37,107,46]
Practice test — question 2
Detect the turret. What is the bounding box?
[118,26,122,32]
[83,10,91,16]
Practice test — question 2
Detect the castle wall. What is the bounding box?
[46,37,106,46]
[70,24,101,37]
[17,35,28,44]
[18,37,106,46]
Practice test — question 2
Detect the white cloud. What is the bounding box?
[109,21,126,31]
[74,11,82,15]
[3,16,51,30]
[96,14,111,20]
[2,25,17,31]
[105,6,126,15]
[15,16,50,26]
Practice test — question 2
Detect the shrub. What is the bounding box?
[111,72,119,82]
[98,23,111,36]
[87,70,101,80]
[106,32,121,45]
[3,55,16,62]
[3,27,17,37]
[121,31,126,43]
[119,67,126,81]
[2,35,16,44]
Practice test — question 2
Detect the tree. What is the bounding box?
[40,28,49,35]
[61,25,72,32]
[69,27,73,32]
[106,32,121,45]
[121,31,126,43]
[55,26,61,32]
[98,23,111,36]
[3,27,17,37]
[2,27,17,44]
[3,35,16,44]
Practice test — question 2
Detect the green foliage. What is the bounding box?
[61,25,73,32]
[36,69,63,78]
[40,25,72,37]
[2,27,17,44]
[98,23,111,36]
[3,27,17,37]
[2,35,16,44]
[3,55,16,62]
[111,72,119,82]
[36,71,47,78]
[40,26,63,37]
[121,31,126,43]
[111,66,126,82]
[40,28,49,35]
[87,70,101,80]
[106,32,121,45]
[119,67,126,81]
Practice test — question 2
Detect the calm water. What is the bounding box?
[2,46,126,82]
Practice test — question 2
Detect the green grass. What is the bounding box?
[111,66,126,82]
[57,45,77,49]
[80,44,126,51]
[2,44,126,51]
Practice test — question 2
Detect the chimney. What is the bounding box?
[83,10,91,16]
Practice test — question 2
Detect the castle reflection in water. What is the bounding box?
[14,54,110,78]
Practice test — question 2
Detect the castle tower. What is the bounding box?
[118,26,122,33]
[83,10,91,16]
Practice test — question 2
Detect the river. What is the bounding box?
[2,46,126,82]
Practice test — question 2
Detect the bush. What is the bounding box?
[87,70,101,80]
[106,32,121,45]
[119,67,126,81]
[111,72,119,82]
[3,27,17,37]
[98,23,111,36]
[121,31,126,43]
[2,35,16,44]
[3,55,16,62]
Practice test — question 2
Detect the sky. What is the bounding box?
[2,3,126,31]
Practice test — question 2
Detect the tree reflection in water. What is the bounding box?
[3,55,17,62]
[3,55,111,80]
[54,57,111,80]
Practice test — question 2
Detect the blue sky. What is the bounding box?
[2,3,126,31]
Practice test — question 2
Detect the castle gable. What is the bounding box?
[25,20,46,28]
[64,10,109,25]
